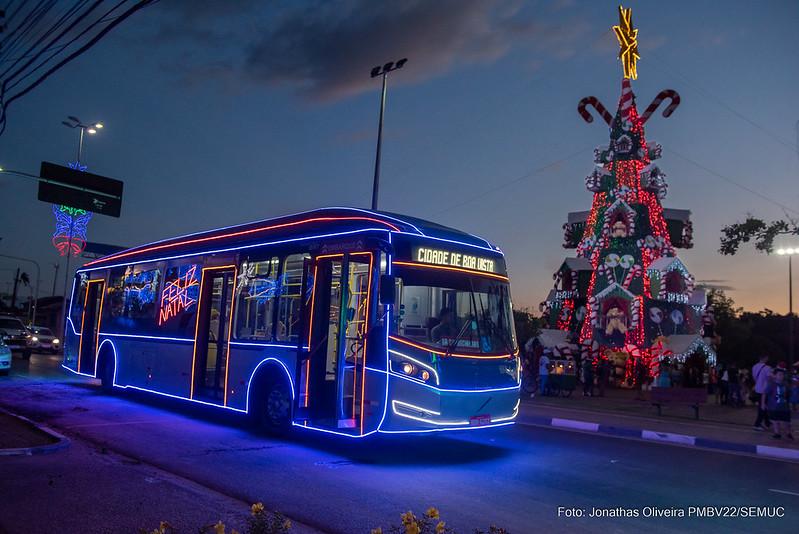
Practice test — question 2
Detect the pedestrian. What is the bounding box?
[739,370,751,406]
[597,355,609,397]
[791,368,799,412]
[719,365,729,405]
[538,351,550,396]
[655,358,671,388]
[582,357,594,397]
[728,365,741,407]
[752,354,773,431]
[764,365,793,440]
[634,357,648,400]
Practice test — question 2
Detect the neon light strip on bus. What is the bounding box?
[391,260,509,282]
[77,228,389,273]
[83,216,401,268]
[391,399,520,426]
[388,336,514,360]
[77,279,104,373]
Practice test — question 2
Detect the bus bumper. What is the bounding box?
[379,374,520,433]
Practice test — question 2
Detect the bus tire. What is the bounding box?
[252,372,292,435]
[98,351,115,393]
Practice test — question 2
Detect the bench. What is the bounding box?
[650,387,707,419]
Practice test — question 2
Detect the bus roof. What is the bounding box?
[80,207,501,270]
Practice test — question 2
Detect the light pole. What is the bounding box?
[62,116,104,166]
[59,116,103,320]
[776,247,795,374]
[369,58,407,211]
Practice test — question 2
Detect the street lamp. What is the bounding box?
[776,247,796,375]
[369,58,407,211]
[59,116,104,323]
[61,116,104,165]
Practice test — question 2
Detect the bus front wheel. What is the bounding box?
[98,354,115,393]
[253,375,292,435]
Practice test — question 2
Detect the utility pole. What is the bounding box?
[52,263,60,296]
[369,58,407,211]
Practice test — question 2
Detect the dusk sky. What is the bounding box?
[1,0,798,314]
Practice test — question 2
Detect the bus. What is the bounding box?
[62,207,520,437]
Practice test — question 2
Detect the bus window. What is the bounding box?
[235,257,279,341]
[106,269,126,320]
[277,253,309,342]
[69,274,89,328]
[123,265,161,320]
[158,264,201,334]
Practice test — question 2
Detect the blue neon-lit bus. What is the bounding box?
[63,208,520,437]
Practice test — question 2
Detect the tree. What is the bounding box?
[719,216,798,255]
[513,308,542,347]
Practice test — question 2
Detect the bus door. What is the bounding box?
[193,266,236,403]
[78,279,104,375]
[299,253,373,433]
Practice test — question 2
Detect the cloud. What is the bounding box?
[146,0,591,102]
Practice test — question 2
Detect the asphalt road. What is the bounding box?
[2,352,798,533]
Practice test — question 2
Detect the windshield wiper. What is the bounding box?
[444,315,473,357]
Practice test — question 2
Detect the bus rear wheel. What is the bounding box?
[254,377,292,435]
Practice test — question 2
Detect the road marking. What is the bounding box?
[769,489,799,497]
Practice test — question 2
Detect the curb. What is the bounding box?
[0,407,70,456]
[518,414,799,462]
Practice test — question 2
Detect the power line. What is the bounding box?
[665,147,799,216]
[440,146,592,214]
[649,51,795,152]
[0,0,159,136]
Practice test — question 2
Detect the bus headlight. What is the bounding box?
[420,370,430,381]
[401,362,414,375]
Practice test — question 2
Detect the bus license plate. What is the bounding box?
[470,414,491,426]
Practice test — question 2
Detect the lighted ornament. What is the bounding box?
[670,309,684,325]
[649,307,664,324]
[619,254,635,269]
[604,253,620,267]
[51,204,92,257]
[613,5,640,80]
[52,161,92,257]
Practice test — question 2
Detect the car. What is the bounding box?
[30,325,61,354]
[0,335,10,375]
[0,315,33,359]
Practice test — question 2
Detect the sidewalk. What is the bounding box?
[518,387,799,462]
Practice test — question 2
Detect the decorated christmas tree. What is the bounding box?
[540,6,715,384]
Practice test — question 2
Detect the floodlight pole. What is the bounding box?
[370,58,407,211]
[77,127,85,165]
[371,72,387,211]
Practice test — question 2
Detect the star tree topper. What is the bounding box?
[613,5,640,80]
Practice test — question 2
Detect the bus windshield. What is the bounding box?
[391,268,517,355]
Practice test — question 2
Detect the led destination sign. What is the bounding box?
[414,247,498,274]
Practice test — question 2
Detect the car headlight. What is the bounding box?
[31,336,39,343]
[53,338,60,344]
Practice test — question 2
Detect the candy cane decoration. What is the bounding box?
[578,96,613,125]
[622,264,642,289]
[640,89,680,124]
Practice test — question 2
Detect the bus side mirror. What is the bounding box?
[379,274,396,305]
